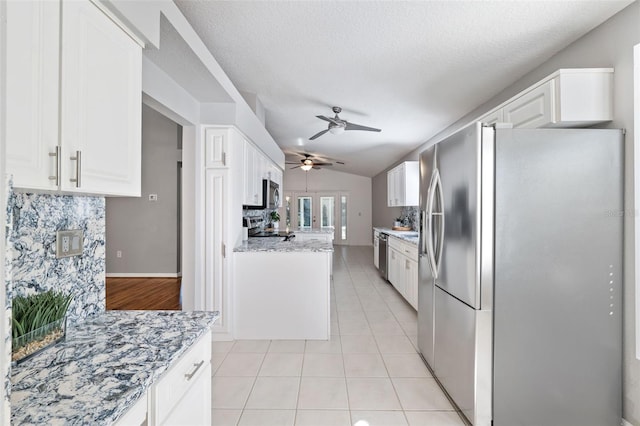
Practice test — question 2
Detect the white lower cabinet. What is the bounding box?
[115,391,148,426]
[405,257,418,310]
[151,330,211,425]
[115,330,212,426]
[388,236,418,310]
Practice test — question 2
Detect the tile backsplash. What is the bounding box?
[400,206,420,232]
[6,190,106,324]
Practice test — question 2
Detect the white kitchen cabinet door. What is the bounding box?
[151,330,212,426]
[478,109,504,125]
[503,80,554,129]
[405,258,418,310]
[389,247,405,294]
[387,162,419,207]
[243,140,263,206]
[60,0,142,196]
[5,0,60,191]
[387,170,396,206]
[204,128,228,168]
[205,170,227,332]
[159,363,211,426]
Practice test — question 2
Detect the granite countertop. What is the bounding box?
[11,310,219,425]
[235,236,334,253]
[374,227,419,245]
[292,227,334,235]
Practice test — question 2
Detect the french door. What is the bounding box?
[281,191,349,244]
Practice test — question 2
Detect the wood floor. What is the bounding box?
[106,277,181,310]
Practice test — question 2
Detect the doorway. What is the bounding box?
[283,191,349,244]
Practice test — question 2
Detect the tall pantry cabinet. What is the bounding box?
[6,0,142,196]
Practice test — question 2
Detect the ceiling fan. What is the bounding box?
[310,106,382,140]
[285,153,344,171]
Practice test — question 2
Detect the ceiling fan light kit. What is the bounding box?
[309,106,381,140]
[286,153,344,172]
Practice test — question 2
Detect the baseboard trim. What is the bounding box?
[106,273,182,278]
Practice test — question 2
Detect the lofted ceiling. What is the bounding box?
[174,0,632,177]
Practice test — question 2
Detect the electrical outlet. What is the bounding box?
[56,229,84,258]
[116,250,122,258]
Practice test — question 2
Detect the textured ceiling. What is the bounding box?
[174,0,632,177]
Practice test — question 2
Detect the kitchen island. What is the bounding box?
[234,237,333,340]
[11,310,218,425]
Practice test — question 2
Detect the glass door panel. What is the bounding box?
[320,196,335,228]
[297,196,313,228]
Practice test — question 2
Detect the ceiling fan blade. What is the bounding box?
[344,122,382,132]
[336,161,345,165]
[285,161,300,164]
[290,165,302,169]
[313,162,333,166]
[316,115,340,125]
[309,129,330,140]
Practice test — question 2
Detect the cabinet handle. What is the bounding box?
[70,150,81,188]
[184,360,205,381]
[48,146,61,186]
[222,152,226,166]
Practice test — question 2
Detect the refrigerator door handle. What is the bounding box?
[433,172,445,275]
[420,209,428,256]
[426,170,439,278]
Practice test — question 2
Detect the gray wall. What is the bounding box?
[371,170,402,230]
[371,2,640,423]
[106,104,181,274]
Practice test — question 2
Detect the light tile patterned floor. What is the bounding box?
[212,246,465,426]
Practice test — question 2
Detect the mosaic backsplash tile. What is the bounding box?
[7,191,106,324]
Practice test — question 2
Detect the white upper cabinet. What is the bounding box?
[481,68,613,129]
[478,108,504,126]
[204,128,228,168]
[243,138,282,207]
[387,161,419,207]
[503,79,553,128]
[6,0,142,196]
[6,1,60,191]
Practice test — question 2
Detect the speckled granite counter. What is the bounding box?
[11,310,218,425]
[293,227,334,235]
[374,227,419,245]
[234,236,334,252]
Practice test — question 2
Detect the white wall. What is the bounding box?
[284,168,372,246]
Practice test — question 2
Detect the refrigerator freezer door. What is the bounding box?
[434,286,477,422]
[436,123,483,309]
[492,128,623,426]
[418,145,437,366]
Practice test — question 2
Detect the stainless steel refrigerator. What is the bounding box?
[417,122,623,426]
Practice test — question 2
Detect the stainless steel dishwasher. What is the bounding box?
[378,232,389,280]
